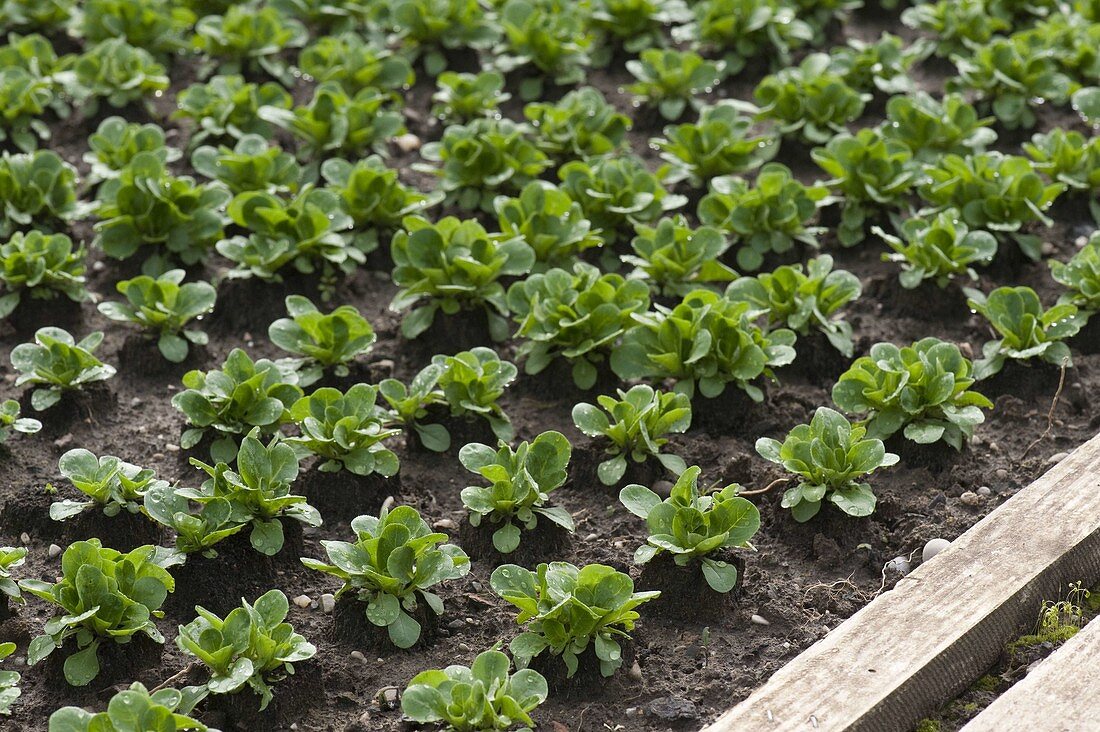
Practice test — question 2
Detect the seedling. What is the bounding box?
[0,231,86,317]
[97,270,216,363]
[177,589,315,711]
[756,407,899,521]
[966,286,1085,378]
[573,385,691,485]
[833,338,993,450]
[301,505,470,648]
[11,328,116,411]
[402,650,548,731]
[459,431,574,553]
[490,562,659,677]
[50,448,165,521]
[182,429,321,556]
[268,295,375,386]
[620,465,759,592]
[22,540,176,686]
[507,262,650,389]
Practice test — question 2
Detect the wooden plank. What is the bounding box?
[701,433,1100,732]
[960,617,1100,732]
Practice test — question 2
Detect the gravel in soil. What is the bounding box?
[1,10,1098,732]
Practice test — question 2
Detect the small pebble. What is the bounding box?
[457,642,470,652]
[959,491,980,507]
[152,453,165,460]
[432,518,458,530]
[922,538,951,563]
[378,686,399,706]
[750,614,770,626]
[320,594,335,613]
[48,544,61,558]
[53,434,73,449]
[628,660,643,681]
[19,533,29,545]
[1047,451,1070,465]
[447,619,465,630]
[92,260,106,272]
[885,556,911,575]
[130,397,143,407]
[652,480,674,498]
[977,486,992,497]
[165,444,180,453]
[995,468,1009,480]
[584,533,598,541]
[292,594,312,609]
[349,651,367,664]
[394,133,421,152]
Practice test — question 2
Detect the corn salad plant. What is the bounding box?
[321,156,443,255]
[494,181,604,271]
[379,363,450,452]
[0,400,39,443]
[287,385,401,478]
[697,163,830,271]
[0,231,86,317]
[11,328,115,411]
[47,682,211,731]
[506,262,650,389]
[177,589,315,711]
[490,562,659,677]
[49,449,165,521]
[524,87,631,161]
[0,546,26,613]
[624,216,737,297]
[0,149,81,237]
[572,385,691,485]
[97,270,216,363]
[268,295,375,386]
[217,187,357,285]
[874,210,998,289]
[83,117,180,185]
[811,127,919,247]
[756,407,899,521]
[882,92,997,162]
[654,101,779,186]
[725,255,861,357]
[558,154,687,244]
[917,152,1064,260]
[965,286,1085,378]
[417,118,551,211]
[626,48,726,120]
[832,338,994,450]
[1050,233,1100,311]
[22,540,176,686]
[433,348,518,442]
[431,70,510,123]
[620,465,759,592]
[402,650,548,732]
[301,505,470,648]
[191,134,301,196]
[459,431,574,553]
[612,290,797,400]
[172,348,303,462]
[390,216,535,341]
[752,53,870,144]
[183,430,321,556]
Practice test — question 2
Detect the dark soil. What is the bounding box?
[0,7,1096,732]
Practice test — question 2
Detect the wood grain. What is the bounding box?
[701,434,1100,732]
[959,613,1099,732]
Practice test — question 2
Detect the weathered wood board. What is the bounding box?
[959,614,1099,732]
[701,433,1100,732]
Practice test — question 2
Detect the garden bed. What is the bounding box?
[0,2,1098,731]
